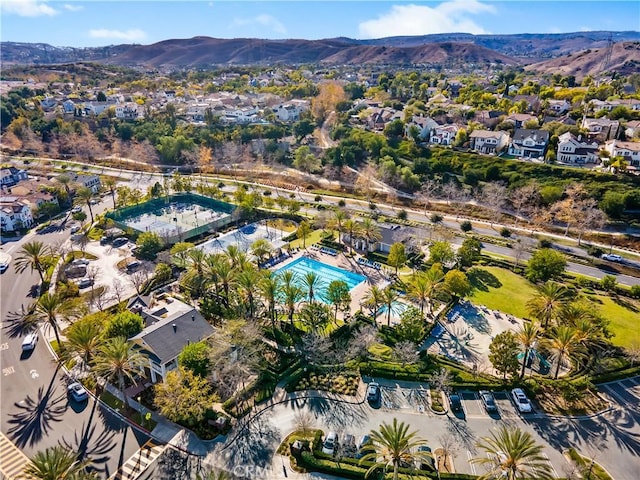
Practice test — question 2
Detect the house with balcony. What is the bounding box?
[405,115,439,140]
[0,197,33,232]
[67,173,101,193]
[605,140,640,168]
[429,124,460,146]
[556,132,600,164]
[115,102,142,120]
[0,167,28,187]
[274,99,309,122]
[128,295,214,383]
[508,129,550,159]
[469,130,509,154]
[581,117,621,142]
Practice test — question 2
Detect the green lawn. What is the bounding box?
[468,266,537,319]
[590,295,640,348]
[289,229,323,249]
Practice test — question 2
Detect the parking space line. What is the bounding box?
[466,450,477,475]
[542,452,559,478]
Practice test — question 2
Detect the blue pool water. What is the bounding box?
[275,257,366,301]
[378,301,410,317]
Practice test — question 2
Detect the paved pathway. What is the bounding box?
[0,431,34,479]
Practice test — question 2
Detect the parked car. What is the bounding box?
[68,382,89,402]
[355,435,372,459]
[602,253,623,262]
[367,382,381,404]
[511,388,533,413]
[71,206,82,214]
[100,236,110,246]
[416,445,435,470]
[479,390,498,413]
[112,237,128,247]
[0,260,9,273]
[71,258,90,267]
[448,392,462,413]
[342,434,356,457]
[21,332,38,351]
[77,278,93,289]
[322,431,338,455]
[126,261,141,272]
[70,225,81,234]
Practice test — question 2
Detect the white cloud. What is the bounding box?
[230,14,286,35]
[358,0,495,38]
[88,29,147,42]
[63,4,83,12]
[1,0,58,17]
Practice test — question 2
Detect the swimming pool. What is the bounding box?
[378,300,410,318]
[275,257,366,301]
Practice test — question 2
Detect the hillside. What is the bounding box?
[106,37,516,67]
[526,41,640,78]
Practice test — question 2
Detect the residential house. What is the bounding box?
[8,180,59,213]
[0,167,28,187]
[128,296,214,383]
[366,108,402,132]
[505,113,538,129]
[581,117,621,142]
[0,197,33,232]
[223,106,259,124]
[62,99,78,114]
[115,102,142,120]
[625,120,640,139]
[469,130,509,154]
[542,114,576,126]
[40,96,57,111]
[556,132,600,164]
[590,98,640,112]
[508,129,550,159]
[405,115,439,140]
[512,95,541,113]
[605,140,640,168]
[274,99,309,122]
[474,110,504,129]
[547,99,571,115]
[83,101,112,116]
[67,173,101,193]
[429,124,459,146]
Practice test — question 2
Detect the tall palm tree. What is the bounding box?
[548,325,581,379]
[329,209,348,243]
[60,319,103,370]
[360,418,430,480]
[212,257,236,307]
[525,282,572,329]
[103,176,117,209]
[279,271,304,327]
[301,271,324,304]
[408,270,443,316]
[342,218,362,254]
[25,445,94,480]
[93,336,146,409]
[472,426,554,480]
[515,321,540,378]
[235,267,260,319]
[75,187,95,223]
[250,238,272,267]
[296,220,312,249]
[14,240,54,285]
[362,285,384,321]
[31,293,77,347]
[382,287,399,327]
[359,217,382,252]
[258,272,280,327]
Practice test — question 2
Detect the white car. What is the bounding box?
[22,332,38,351]
[68,382,89,402]
[70,225,81,234]
[511,388,532,413]
[322,431,338,455]
[0,260,9,273]
[602,253,623,262]
[71,206,82,214]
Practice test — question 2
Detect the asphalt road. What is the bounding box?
[0,216,148,478]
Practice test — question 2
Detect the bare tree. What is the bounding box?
[392,341,419,365]
[573,200,607,245]
[442,183,459,205]
[293,411,316,435]
[346,324,379,360]
[419,179,440,215]
[481,182,507,228]
[90,285,110,311]
[510,184,540,225]
[300,332,333,367]
[128,270,148,295]
[512,238,532,270]
[429,368,453,393]
[111,278,126,304]
[85,264,100,297]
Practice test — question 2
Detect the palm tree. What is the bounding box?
[525,282,572,329]
[548,325,581,379]
[360,418,430,480]
[359,217,382,252]
[93,336,146,409]
[25,445,94,480]
[362,285,384,321]
[236,267,260,319]
[250,238,272,267]
[60,319,103,370]
[472,426,554,480]
[301,271,324,304]
[329,209,348,243]
[296,220,312,249]
[515,321,540,378]
[258,272,280,327]
[279,271,304,327]
[14,240,54,285]
[382,287,399,327]
[56,174,73,202]
[75,187,95,223]
[408,270,444,316]
[342,218,363,254]
[31,293,77,346]
[103,176,117,209]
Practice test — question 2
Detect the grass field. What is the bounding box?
[589,294,640,348]
[468,266,537,319]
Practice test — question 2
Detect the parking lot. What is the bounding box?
[599,376,640,409]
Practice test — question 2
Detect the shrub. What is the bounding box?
[338,199,346,207]
[600,275,617,292]
[430,213,443,223]
[397,209,408,220]
[460,220,472,232]
[538,239,553,249]
[500,227,511,238]
[630,285,640,299]
[314,195,322,202]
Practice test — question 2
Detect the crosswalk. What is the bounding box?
[0,432,33,480]
[108,439,166,480]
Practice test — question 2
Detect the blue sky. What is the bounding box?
[1,0,638,47]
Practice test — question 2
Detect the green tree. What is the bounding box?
[259,271,280,327]
[472,426,554,480]
[136,231,163,259]
[13,240,54,285]
[104,311,144,339]
[516,321,540,378]
[170,242,194,268]
[178,341,211,377]
[382,287,399,327]
[526,248,566,283]
[103,176,117,209]
[25,445,94,480]
[75,187,95,223]
[489,331,520,379]
[360,418,430,480]
[93,336,146,409]
[387,242,407,275]
[599,191,626,219]
[548,325,581,379]
[395,306,426,343]
[250,238,272,267]
[457,237,482,269]
[61,316,104,369]
[293,145,321,173]
[444,269,471,300]
[428,241,455,265]
[153,366,218,426]
[526,282,572,329]
[600,274,617,292]
[296,220,312,249]
[325,279,351,321]
[298,302,332,333]
[30,293,77,346]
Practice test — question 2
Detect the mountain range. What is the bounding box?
[2,31,640,76]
